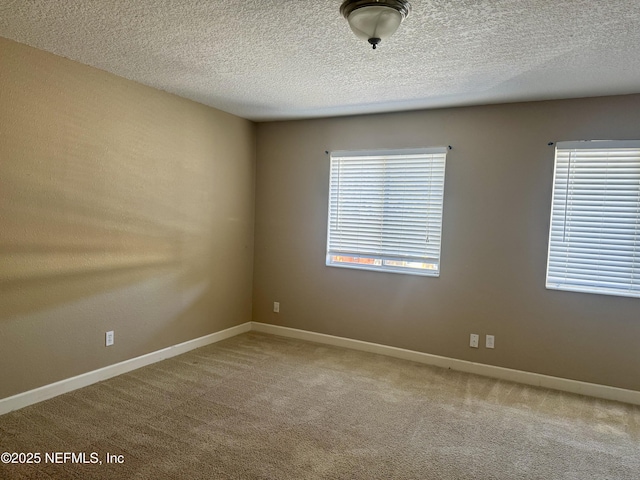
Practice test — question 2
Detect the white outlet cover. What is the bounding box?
[470,334,479,348]
[106,330,114,347]
[486,335,495,349]
[273,302,280,313]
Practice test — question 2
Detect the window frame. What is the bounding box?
[325,147,447,277]
[546,140,640,298]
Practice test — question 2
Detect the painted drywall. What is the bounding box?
[253,95,640,392]
[0,37,255,399]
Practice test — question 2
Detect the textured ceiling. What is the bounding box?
[1,1,640,121]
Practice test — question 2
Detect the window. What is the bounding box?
[546,140,640,298]
[326,148,447,276]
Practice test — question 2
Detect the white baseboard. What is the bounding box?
[3,320,639,416]
[0,322,252,416]
[251,322,640,406]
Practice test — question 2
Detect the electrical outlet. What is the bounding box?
[486,335,495,349]
[273,302,280,313]
[106,330,114,347]
[470,334,479,348]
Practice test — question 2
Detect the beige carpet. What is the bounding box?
[1,332,639,479]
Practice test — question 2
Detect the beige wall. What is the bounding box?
[0,37,256,399]
[254,94,640,392]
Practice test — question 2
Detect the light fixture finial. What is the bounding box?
[340,0,411,50]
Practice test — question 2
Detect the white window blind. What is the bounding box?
[546,140,640,298]
[327,148,447,276]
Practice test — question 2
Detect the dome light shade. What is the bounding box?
[340,0,411,49]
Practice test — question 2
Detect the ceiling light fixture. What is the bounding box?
[340,0,411,50]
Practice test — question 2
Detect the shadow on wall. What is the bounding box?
[0,134,218,322]
[0,34,242,325]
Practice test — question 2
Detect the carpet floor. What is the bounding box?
[1,332,639,479]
